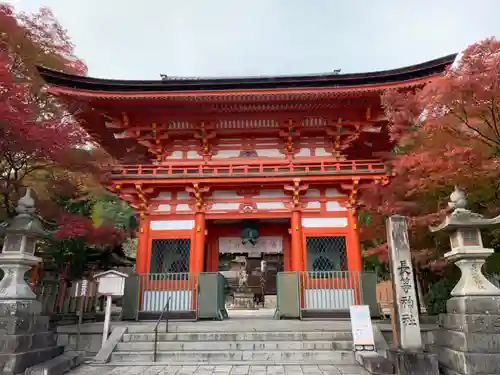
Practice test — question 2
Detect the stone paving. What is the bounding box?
[67,364,370,375]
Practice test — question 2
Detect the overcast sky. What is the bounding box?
[11,0,500,79]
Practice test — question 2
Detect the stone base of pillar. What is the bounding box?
[0,300,63,375]
[430,296,500,375]
[446,296,500,315]
[387,348,439,375]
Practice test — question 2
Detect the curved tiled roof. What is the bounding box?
[37,54,456,93]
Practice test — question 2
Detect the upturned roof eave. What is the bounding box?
[36,53,456,95]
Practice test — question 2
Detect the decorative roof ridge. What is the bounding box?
[157,54,455,81]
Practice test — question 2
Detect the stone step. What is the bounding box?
[122,331,353,342]
[110,350,356,364]
[125,319,352,333]
[86,361,364,368]
[0,345,64,375]
[116,340,353,352]
[0,331,57,353]
[25,351,85,375]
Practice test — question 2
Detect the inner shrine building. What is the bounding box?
[38,55,454,294]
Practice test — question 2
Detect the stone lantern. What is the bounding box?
[429,187,500,375]
[0,188,46,302]
[0,188,65,375]
[429,186,500,298]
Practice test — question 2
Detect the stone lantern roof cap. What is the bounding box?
[3,188,47,237]
[5,215,47,237]
[429,186,500,232]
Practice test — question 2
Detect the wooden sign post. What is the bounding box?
[94,270,128,348]
[75,279,89,350]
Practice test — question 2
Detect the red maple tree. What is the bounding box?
[0,4,95,218]
[0,5,128,264]
[54,213,124,247]
[362,38,500,268]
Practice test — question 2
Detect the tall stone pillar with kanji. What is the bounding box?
[386,215,439,375]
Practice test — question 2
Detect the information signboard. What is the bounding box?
[349,305,375,351]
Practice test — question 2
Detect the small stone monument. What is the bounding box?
[238,269,248,290]
[231,267,255,310]
[386,215,439,375]
[430,187,500,375]
[0,188,64,375]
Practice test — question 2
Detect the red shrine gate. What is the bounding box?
[38,54,455,319]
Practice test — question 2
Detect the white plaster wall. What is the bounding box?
[315,148,330,156]
[302,217,348,228]
[296,148,312,157]
[151,192,172,200]
[165,151,183,159]
[150,220,195,230]
[326,201,347,211]
[212,150,241,159]
[154,204,171,212]
[256,149,284,157]
[211,203,240,210]
[254,190,287,198]
[186,151,202,159]
[325,188,345,197]
[305,189,321,197]
[211,191,241,199]
[176,204,191,211]
[177,192,190,200]
[256,202,286,209]
[305,201,321,209]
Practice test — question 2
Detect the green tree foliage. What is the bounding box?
[38,189,131,279]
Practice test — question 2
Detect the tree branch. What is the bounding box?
[448,106,500,147]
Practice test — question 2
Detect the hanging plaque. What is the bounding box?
[218,236,283,254]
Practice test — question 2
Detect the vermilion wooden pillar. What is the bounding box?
[208,234,219,272]
[283,235,291,272]
[135,216,150,274]
[347,210,362,272]
[290,210,304,271]
[191,212,206,273]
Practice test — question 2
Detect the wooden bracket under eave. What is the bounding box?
[194,121,216,158]
[185,183,210,211]
[284,178,309,209]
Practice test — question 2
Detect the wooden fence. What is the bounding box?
[376,280,394,318]
[35,279,106,324]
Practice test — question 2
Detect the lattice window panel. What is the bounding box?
[150,239,191,274]
[306,236,347,272]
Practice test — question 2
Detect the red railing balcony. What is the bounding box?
[108,159,387,182]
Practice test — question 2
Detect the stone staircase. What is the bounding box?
[108,318,357,365]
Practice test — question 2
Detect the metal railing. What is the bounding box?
[299,271,362,311]
[138,273,197,313]
[276,271,379,320]
[108,159,387,180]
[153,297,171,363]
